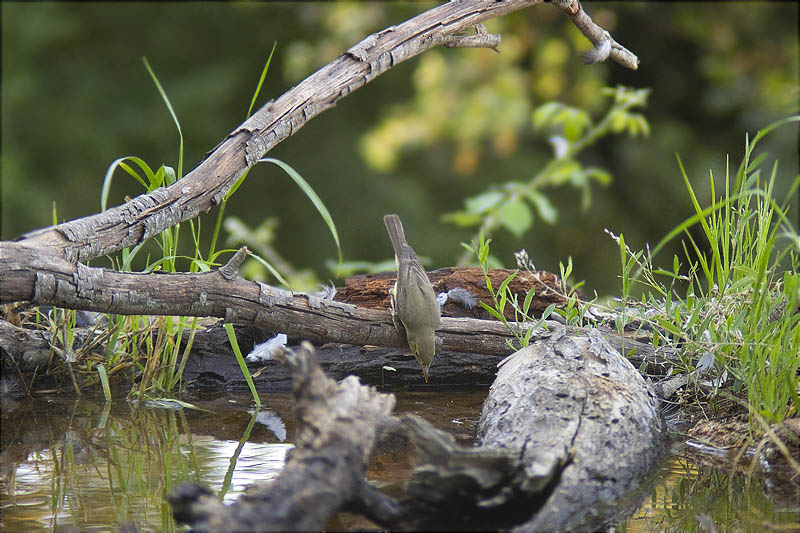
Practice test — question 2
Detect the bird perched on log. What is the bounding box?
[383,214,441,382]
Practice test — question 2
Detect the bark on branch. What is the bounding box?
[10,0,637,266]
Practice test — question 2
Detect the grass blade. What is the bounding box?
[259,157,342,270]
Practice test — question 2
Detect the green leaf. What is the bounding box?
[584,166,612,185]
[524,190,558,224]
[161,165,177,186]
[247,42,277,119]
[224,323,261,408]
[152,166,167,189]
[479,238,492,264]
[746,152,768,174]
[97,364,111,402]
[523,287,536,316]
[608,109,629,133]
[101,156,156,211]
[143,56,183,179]
[545,159,581,186]
[657,321,683,341]
[466,191,504,215]
[250,253,291,289]
[480,301,504,321]
[522,325,534,347]
[626,113,651,137]
[562,110,591,142]
[498,198,532,237]
[532,102,590,142]
[498,270,518,294]
[532,102,561,129]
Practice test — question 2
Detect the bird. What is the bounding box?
[383,214,441,382]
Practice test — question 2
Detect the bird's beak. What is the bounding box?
[422,365,430,383]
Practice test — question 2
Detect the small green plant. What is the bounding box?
[450,86,650,265]
[465,233,589,351]
[612,116,800,429]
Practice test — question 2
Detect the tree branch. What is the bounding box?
[1,242,678,373]
[1,1,647,377]
[556,0,639,69]
[14,0,637,265]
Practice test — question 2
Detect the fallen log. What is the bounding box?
[170,330,667,531]
[0,306,681,392]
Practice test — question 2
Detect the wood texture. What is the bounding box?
[479,329,667,531]
[337,266,571,320]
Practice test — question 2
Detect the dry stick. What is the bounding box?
[14,0,637,265]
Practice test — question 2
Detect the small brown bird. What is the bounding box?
[383,214,441,382]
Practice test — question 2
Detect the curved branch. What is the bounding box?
[16,0,637,263]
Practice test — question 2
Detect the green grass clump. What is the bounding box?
[614,116,799,429]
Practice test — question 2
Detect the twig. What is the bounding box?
[553,0,639,69]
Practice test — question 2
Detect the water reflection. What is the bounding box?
[2,391,795,531]
[625,453,800,531]
[0,393,297,531]
[0,390,486,531]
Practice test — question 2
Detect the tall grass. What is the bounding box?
[615,116,799,428]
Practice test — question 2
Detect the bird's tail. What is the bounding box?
[383,214,407,254]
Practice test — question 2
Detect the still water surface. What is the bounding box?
[1,391,796,531]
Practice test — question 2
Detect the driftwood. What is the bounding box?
[0,248,680,389]
[170,331,665,531]
[170,342,402,531]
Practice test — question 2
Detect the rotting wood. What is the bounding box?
[336,266,571,321]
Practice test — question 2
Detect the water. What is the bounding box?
[0,390,484,531]
[1,391,796,531]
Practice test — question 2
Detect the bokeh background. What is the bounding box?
[2,2,798,297]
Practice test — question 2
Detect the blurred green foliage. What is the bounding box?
[2,2,797,296]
